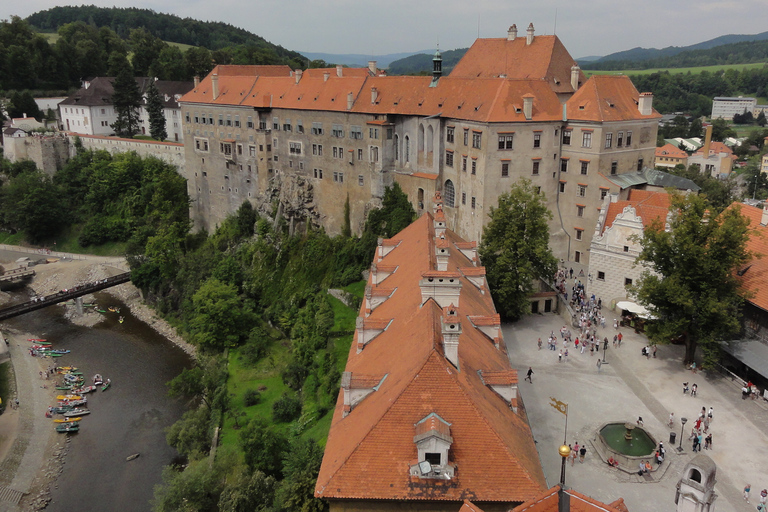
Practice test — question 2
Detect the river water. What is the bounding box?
[6,292,192,511]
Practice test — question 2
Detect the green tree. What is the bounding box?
[218,468,277,512]
[111,66,141,137]
[478,179,557,320]
[629,193,751,366]
[189,278,254,349]
[364,182,416,238]
[7,91,42,121]
[757,111,767,127]
[165,407,213,459]
[129,27,166,76]
[107,50,132,76]
[710,118,736,141]
[146,80,168,141]
[275,438,327,512]
[239,418,286,477]
[0,169,67,242]
[185,46,213,79]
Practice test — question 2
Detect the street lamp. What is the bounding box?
[559,444,571,486]
[678,417,687,452]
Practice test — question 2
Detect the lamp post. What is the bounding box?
[559,444,571,486]
[678,417,687,452]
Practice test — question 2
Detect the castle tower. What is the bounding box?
[675,454,718,512]
[431,47,443,86]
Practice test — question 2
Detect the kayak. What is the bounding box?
[101,379,111,391]
[72,385,97,394]
[57,395,82,401]
[64,408,90,417]
[55,423,79,433]
[59,399,87,407]
[53,417,81,423]
[28,339,48,342]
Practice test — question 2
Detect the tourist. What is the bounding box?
[525,367,534,383]
[618,332,623,346]
[683,382,690,394]
[691,383,698,397]
[744,483,751,503]
[636,416,644,426]
[579,445,587,463]
[596,359,602,373]
[537,338,542,350]
[572,442,579,466]
[707,406,713,421]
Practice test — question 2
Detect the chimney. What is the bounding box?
[571,65,580,90]
[762,205,768,226]
[702,124,713,156]
[194,76,200,88]
[211,74,219,100]
[442,306,462,369]
[371,87,378,104]
[523,94,534,120]
[323,72,330,82]
[435,237,450,271]
[526,23,535,45]
[23,113,27,119]
[368,60,377,75]
[294,69,303,84]
[638,92,653,115]
[419,271,462,308]
[347,92,354,110]
[507,24,518,40]
[336,64,343,77]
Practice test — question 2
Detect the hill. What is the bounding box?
[592,30,768,65]
[299,50,429,68]
[25,5,304,60]
[387,48,468,75]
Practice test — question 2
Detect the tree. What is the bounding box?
[218,468,277,512]
[189,278,254,349]
[146,80,168,141]
[129,27,166,76]
[757,111,767,127]
[275,438,327,512]
[111,66,141,137]
[7,91,42,121]
[629,193,751,367]
[239,418,286,478]
[0,169,67,242]
[478,179,557,320]
[710,118,736,142]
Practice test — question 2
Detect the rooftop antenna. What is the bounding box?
[553,8,558,35]
[477,15,480,39]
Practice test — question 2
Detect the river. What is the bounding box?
[6,292,192,511]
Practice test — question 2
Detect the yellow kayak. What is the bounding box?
[56,395,82,401]
[53,417,81,423]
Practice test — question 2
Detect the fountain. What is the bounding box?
[599,422,657,457]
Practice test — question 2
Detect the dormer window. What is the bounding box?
[409,413,455,479]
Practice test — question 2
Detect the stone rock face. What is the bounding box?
[255,175,321,234]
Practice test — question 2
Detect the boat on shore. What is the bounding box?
[93,374,103,386]
[53,417,81,423]
[27,339,48,343]
[55,423,79,433]
[72,385,97,394]
[56,394,82,401]
[59,398,87,407]
[64,408,90,417]
[101,379,111,391]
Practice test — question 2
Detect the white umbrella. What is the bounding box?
[616,301,653,318]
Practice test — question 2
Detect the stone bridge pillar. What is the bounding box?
[75,297,83,316]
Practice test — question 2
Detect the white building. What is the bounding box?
[711,96,756,119]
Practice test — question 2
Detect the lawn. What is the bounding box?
[733,124,768,137]
[587,62,768,77]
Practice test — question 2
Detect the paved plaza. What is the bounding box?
[505,310,768,512]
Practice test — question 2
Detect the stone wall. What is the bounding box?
[69,134,185,169]
[2,135,69,175]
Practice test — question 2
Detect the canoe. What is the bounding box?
[59,399,86,407]
[101,379,111,391]
[57,366,78,372]
[72,385,97,394]
[27,339,48,342]
[64,408,90,417]
[55,386,73,390]
[126,453,140,461]
[52,406,73,414]
[95,309,106,313]
[56,395,82,401]
[55,424,79,433]
[53,417,81,423]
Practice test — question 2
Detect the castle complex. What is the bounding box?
[179,23,660,266]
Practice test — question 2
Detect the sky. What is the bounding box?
[2,0,767,60]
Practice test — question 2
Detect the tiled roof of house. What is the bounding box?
[316,213,546,503]
[734,204,768,312]
[601,190,671,235]
[695,141,733,156]
[511,485,629,512]
[655,143,688,159]
[303,66,377,78]
[59,77,193,109]
[566,75,661,122]
[448,35,584,95]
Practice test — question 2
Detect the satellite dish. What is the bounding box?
[418,461,432,475]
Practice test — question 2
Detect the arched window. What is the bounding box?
[405,135,410,163]
[689,469,702,483]
[444,180,455,207]
[394,134,400,161]
[427,125,434,154]
[418,125,425,152]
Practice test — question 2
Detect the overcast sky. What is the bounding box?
[2,0,767,59]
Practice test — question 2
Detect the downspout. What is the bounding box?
[555,104,571,261]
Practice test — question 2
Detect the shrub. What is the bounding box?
[244,389,261,406]
[272,393,301,423]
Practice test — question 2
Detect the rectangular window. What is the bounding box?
[471,159,477,175]
[637,158,644,171]
[386,128,393,140]
[259,119,267,130]
[357,148,363,160]
[237,144,243,155]
[626,131,633,146]
[533,132,541,148]
[289,142,302,155]
[560,158,568,173]
[462,156,467,172]
[463,128,469,145]
[247,116,254,129]
[312,122,324,135]
[562,130,572,145]
[369,127,379,139]
[273,117,280,130]
[296,121,304,133]
[273,138,278,149]
[577,205,585,217]
[582,132,592,148]
[575,251,581,263]
[370,146,379,162]
[580,161,589,175]
[445,151,454,167]
[234,115,240,128]
[194,114,199,123]
[472,132,482,149]
[446,127,455,143]
[283,121,292,132]
[461,192,466,205]
[221,142,233,157]
[617,131,624,147]
[559,181,566,193]
[601,189,608,200]
[532,160,540,175]
[249,145,256,157]
[611,161,618,175]
[335,146,345,159]
[333,171,344,183]
[350,126,363,139]
[597,271,605,280]
[358,175,364,186]
[501,161,509,177]
[624,246,630,252]
[498,134,513,150]
[313,168,323,179]
[575,229,583,241]
[624,278,633,286]
[471,197,476,209]
[185,112,190,123]
[605,133,613,148]
[312,144,323,156]
[578,185,587,197]
[332,124,344,137]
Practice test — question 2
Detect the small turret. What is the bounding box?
[431,48,442,87]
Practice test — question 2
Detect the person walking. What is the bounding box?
[617,332,623,347]
[707,406,713,422]
[691,383,698,397]
[579,445,587,463]
[668,412,675,428]
[637,416,644,426]
[558,350,563,363]
[525,367,534,383]
[572,442,579,466]
[744,483,751,503]
[597,359,602,372]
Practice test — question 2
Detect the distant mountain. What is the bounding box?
[299,51,431,68]
[575,55,603,63]
[387,49,469,76]
[596,31,768,63]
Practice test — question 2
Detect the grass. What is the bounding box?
[343,279,366,299]
[733,124,768,137]
[0,362,12,414]
[329,294,357,334]
[586,62,768,77]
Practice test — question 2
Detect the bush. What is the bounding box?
[244,389,261,406]
[272,393,301,423]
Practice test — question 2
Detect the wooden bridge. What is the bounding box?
[0,272,131,322]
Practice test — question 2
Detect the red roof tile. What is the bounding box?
[566,75,661,122]
[600,191,671,235]
[655,143,688,159]
[512,485,628,512]
[734,204,768,311]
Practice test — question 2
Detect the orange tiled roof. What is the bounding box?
[512,485,629,512]
[211,64,292,77]
[566,75,661,122]
[460,501,485,512]
[601,191,671,235]
[449,35,583,95]
[734,204,768,311]
[316,213,546,503]
[655,143,688,159]
[303,67,375,78]
[695,141,733,156]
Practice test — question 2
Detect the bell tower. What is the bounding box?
[675,454,718,512]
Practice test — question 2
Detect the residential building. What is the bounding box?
[58,77,193,141]
[664,137,702,152]
[654,143,688,168]
[687,126,736,177]
[179,24,660,267]
[588,190,670,304]
[711,96,757,119]
[761,153,768,174]
[315,202,547,511]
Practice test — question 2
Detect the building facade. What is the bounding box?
[711,96,757,119]
[179,25,660,267]
[655,143,688,168]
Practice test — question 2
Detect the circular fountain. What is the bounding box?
[594,422,658,472]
